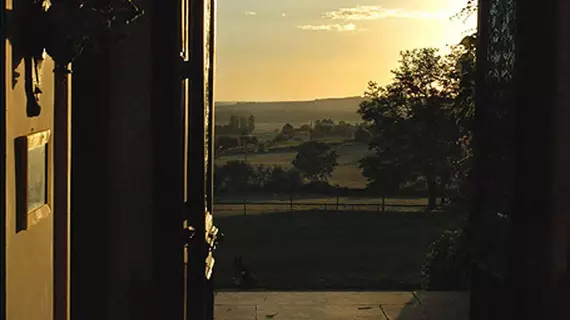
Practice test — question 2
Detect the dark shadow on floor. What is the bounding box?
[380,292,469,320]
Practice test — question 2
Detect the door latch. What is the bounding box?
[184,212,223,280]
[180,57,191,79]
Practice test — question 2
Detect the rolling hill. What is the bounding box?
[215,97,364,131]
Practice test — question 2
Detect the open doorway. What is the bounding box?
[209,0,503,318]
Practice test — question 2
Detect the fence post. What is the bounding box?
[336,196,339,211]
[376,204,380,212]
[289,194,293,212]
[382,196,386,213]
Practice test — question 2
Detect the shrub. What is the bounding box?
[421,228,470,290]
[273,134,289,143]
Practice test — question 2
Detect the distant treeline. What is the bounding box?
[214,160,435,197]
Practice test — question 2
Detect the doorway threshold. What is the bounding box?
[214,291,469,319]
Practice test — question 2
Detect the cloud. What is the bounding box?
[244,11,257,15]
[297,23,359,32]
[322,5,446,21]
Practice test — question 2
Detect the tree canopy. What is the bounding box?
[358,44,475,209]
[292,141,339,182]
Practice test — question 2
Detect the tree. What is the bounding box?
[453,0,477,23]
[229,115,240,131]
[250,165,272,191]
[273,133,289,143]
[223,160,253,193]
[333,121,354,137]
[292,141,339,182]
[238,116,248,134]
[267,166,303,194]
[313,119,335,137]
[281,123,295,137]
[354,126,373,143]
[358,48,464,210]
[247,115,256,134]
[359,156,405,207]
[445,37,476,201]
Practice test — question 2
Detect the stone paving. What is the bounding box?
[214,291,469,320]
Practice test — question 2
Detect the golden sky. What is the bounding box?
[215,0,477,102]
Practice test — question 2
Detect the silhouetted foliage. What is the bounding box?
[216,160,253,193]
[359,44,476,210]
[266,166,303,194]
[249,164,272,190]
[292,141,339,182]
[273,133,290,143]
[452,0,477,23]
[214,162,304,194]
[280,123,295,137]
[354,126,373,143]
[359,156,406,204]
[421,228,470,290]
[299,124,311,132]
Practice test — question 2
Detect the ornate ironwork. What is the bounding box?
[43,0,144,72]
[7,0,143,117]
[474,0,517,281]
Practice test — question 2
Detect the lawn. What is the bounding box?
[213,206,466,291]
[215,142,372,188]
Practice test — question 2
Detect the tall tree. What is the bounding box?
[292,141,339,182]
[359,48,463,210]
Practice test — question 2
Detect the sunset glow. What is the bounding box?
[215,0,476,102]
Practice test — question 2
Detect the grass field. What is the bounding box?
[213,205,466,291]
[215,142,372,189]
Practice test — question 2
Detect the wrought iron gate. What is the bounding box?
[471,0,516,318]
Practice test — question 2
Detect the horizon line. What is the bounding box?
[215,95,363,104]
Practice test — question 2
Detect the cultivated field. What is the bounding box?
[215,142,373,189]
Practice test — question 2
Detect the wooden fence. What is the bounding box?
[213,199,427,216]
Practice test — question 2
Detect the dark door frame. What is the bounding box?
[149,0,217,319]
[471,0,567,319]
[185,0,216,319]
[0,0,6,318]
[150,0,185,318]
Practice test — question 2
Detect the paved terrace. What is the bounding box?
[214,291,469,319]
